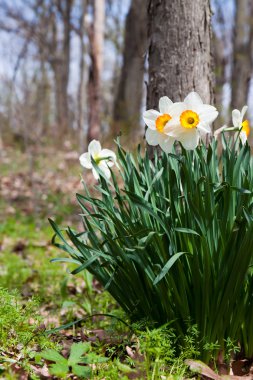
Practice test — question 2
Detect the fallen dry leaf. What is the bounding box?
[185,359,253,380]
[126,345,144,363]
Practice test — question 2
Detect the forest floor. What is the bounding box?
[0,142,133,379]
[1,142,249,380]
[1,142,190,379]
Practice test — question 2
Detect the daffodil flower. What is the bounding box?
[143,96,182,153]
[167,92,218,150]
[79,140,117,180]
[232,106,250,144]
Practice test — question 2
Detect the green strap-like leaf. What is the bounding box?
[153,252,187,285]
[174,227,200,236]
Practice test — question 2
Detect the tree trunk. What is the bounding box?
[36,60,51,136]
[77,0,87,151]
[147,0,213,111]
[61,0,72,132]
[50,0,72,135]
[87,0,105,143]
[112,0,148,137]
[231,0,253,110]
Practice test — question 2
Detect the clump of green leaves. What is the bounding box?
[51,138,253,362]
[39,342,108,378]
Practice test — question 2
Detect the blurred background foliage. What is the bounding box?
[0,0,252,152]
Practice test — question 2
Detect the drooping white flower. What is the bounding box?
[143,96,182,153]
[79,140,117,180]
[232,106,250,144]
[167,92,218,150]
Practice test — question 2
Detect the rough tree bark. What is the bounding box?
[147,0,214,110]
[231,0,253,110]
[87,0,105,143]
[112,0,148,136]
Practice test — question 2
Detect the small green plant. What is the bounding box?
[139,325,177,379]
[224,338,240,364]
[39,342,108,378]
[0,288,49,351]
[0,287,57,379]
[137,324,200,379]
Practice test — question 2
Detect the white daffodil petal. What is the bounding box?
[79,152,92,169]
[106,160,115,168]
[143,110,160,130]
[145,128,160,145]
[167,102,186,117]
[198,108,218,124]
[232,109,241,128]
[100,149,116,162]
[164,113,183,135]
[166,123,185,138]
[202,111,218,125]
[159,96,173,114]
[240,131,247,145]
[100,149,117,168]
[197,123,211,134]
[179,130,199,150]
[163,122,179,135]
[99,162,111,179]
[159,137,175,153]
[241,105,248,120]
[184,92,203,107]
[92,167,99,180]
[196,104,217,113]
[88,140,101,156]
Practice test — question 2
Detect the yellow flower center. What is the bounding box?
[242,120,250,137]
[180,110,200,129]
[92,154,101,164]
[156,114,171,133]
